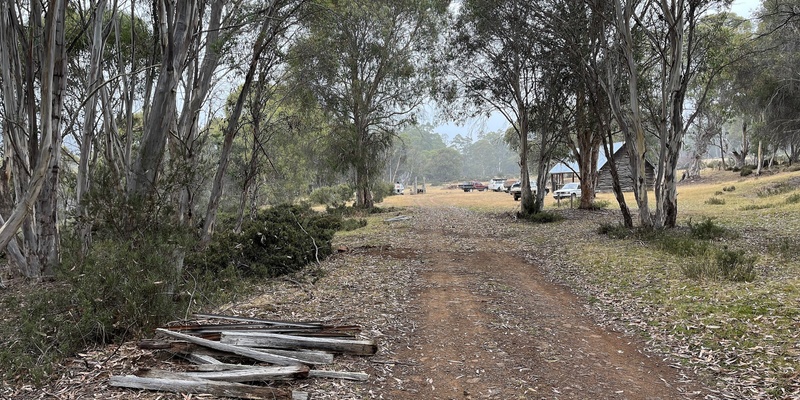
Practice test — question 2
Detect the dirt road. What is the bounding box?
[367,201,706,399]
[13,199,710,399]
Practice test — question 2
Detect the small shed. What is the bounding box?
[596,142,656,192]
[548,142,655,192]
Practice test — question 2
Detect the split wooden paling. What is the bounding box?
[109,313,376,399]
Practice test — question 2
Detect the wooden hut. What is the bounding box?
[548,142,655,193]
[595,142,656,192]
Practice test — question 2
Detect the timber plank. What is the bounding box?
[193,313,323,328]
[308,369,369,381]
[220,331,377,355]
[184,365,309,382]
[156,328,306,366]
[109,375,308,399]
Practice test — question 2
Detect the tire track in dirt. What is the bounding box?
[382,207,706,399]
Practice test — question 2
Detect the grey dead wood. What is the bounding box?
[193,313,324,328]
[183,365,309,382]
[308,370,370,381]
[144,338,334,366]
[108,375,308,399]
[184,363,368,381]
[156,328,305,366]
[181,353,224,365]
[243,347,334,365]
[219,331,377,355]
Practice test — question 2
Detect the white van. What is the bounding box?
[393,182,405,195]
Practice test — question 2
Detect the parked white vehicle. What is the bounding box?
[393,182,405,195]
[488,178,507,192]
[509,180,548,201]
[553,182,581,200]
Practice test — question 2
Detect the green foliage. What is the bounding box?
[189,204,341,278]
[371,181,395,203]
[768,237,800,260]
[723,185,736,192]
[786,193,800,204]
[309,184,354,208]
[740,203,774,211]
[740,165,754,176]
[682,247,756,282]
[704,197,726,205]
[339,218,368,231]
[756,182,796,197]
[591,200,611,210]
[517,210,564,224]
[1,221,188,384]
[648,231,711,258]
[287,0,446,207]
[597,222,632,239]
[714,190,725,196]
[688,217,729,240]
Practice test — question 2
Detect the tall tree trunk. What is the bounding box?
[201,16,276,246]
[128,0,197,198]
[0,0,66,277]
[175,0,226,228]
[612,0,652,228]
[756,140,763,175]
[76,0,109,258]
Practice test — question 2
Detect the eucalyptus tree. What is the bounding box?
[0,0,67,278]
[446,0,554,214]
[200,0,307,245]
[289,0,448,209]
[685,12,752,178]
[749,0,800,165]
[600,0,730,229]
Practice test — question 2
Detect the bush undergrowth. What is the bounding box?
[597,218,752,282]
[1,198,362,385]
[517,210,564,223]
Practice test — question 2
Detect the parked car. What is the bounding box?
[488,178,507,192]
[509,180,549,201]
[393,182,405,195]
[553,182,581,200]
[459,181,488,192]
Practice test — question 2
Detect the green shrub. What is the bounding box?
[340,218,368,231]
[591,200,611,210]
[723,185,736,192]
[517,210,564,223]
[757,182,795,197]
[188,204,341,278]
[715,247,757,282]
[705,197,726,205]
[1,224,189,384]
[372,181,395,203]
[688,217,728,240]
[714,191,725,196]
[786,193,800,204]
[681,246,756,282]
[652,233,710,258]
[768,237,800,259]
[740,203,774,211]
[309,184,353,208]
[740,165,754,176]
[597,222,632,239]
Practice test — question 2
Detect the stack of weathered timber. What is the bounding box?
[109,313,377,399]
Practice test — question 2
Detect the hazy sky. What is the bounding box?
[432,0,763,143]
